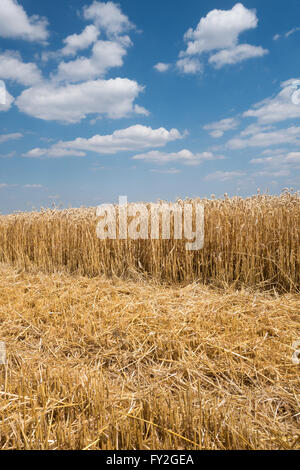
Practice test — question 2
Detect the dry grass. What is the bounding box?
[0,191,300,292]
[0,263,299,450]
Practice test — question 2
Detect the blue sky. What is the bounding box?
[1,0,300,214]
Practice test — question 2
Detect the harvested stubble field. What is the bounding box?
[0,193,299,450]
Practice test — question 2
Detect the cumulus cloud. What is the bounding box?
[0,132,23,143]
[183,3,257,55]
[251,151,300,167]
[60,125,183,154]
[217,78,300,167]
[209,44,268,68]
[0,51,42,86]
[0,0,49,42]
[250,150,300,180]
[176,57,202,74]
[4,3,146,126]
[132,149,224,165]
[203,118,240,138]
[42,25,101,63]
[16,78,145,123]
[134,104,150,116]
[22,148,86,158]
[154,63,171,72]
[239,124,275,137]
[55,39,129,82]
[226,125,300,149]
[83,1,133,36]
[22,125,184,157]
[43,1,133,71]
[50,3,134,82]
[243,78,300,124]
[61,25,100,56]
[177,3,267,73]
[285,152,300,163]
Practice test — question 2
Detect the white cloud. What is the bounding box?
[0,0,49,42]
[209,44,268,68]
[251,151,300,167]
[178,3,267,73]
[83,1,133,36]
[154,63,170,72]
[286,27,300,38]
[134,104,150,116]
[61,125,183,154]
[220,79,300,168]
[251,156,283,165]
[40,50,60,63]
[150,168,181,174]
[23,125,184,157]
[23,184,43,188]
[285,152,300,163]
[0,51,42,86]
[255,169,291,177]
[176,57,202,74]
[209,131,224,138]
[0,132,23,143]
[239,123,274,136]
[132,149,224,166]
[273,27,300,41]
[23,3,144,123]
[183,3,257,55]
[261,148,288,156]
[43,1,133,67]
[61,25,100,56]
[16,78,145,123]
[243,78,300,124]
[22,148,86,158]
[55,39,129,82]
[209,131,223,139]
[226,125,300,149]
[205,170,246,181]
[203,118,240,137]
[250,150,300,181]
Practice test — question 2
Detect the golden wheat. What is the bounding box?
[0,192,299,291]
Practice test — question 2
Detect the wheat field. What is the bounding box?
[0,191,300,292]
[0,192,299,450]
